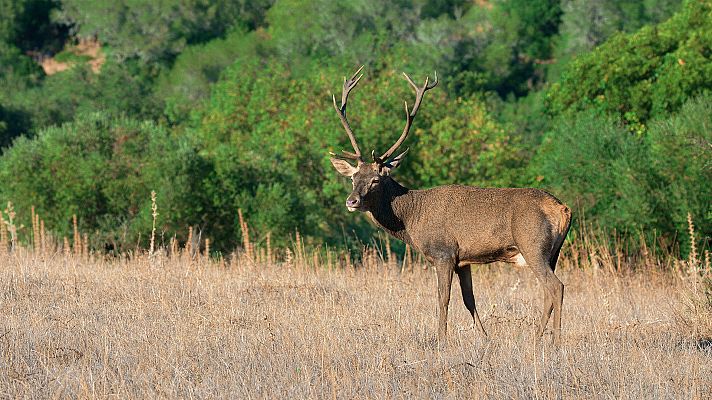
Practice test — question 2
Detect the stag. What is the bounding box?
[329,66,572,344]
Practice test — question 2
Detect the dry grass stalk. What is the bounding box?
[0,212,7,258]
[186,226,193,258]
[266,232,272,264]
[72,214,80,256]
[39,219,46,255]
[149,190,158,256]
[82,233,89,260]
[31,206,39,249]
[63,236,70,257]
[5,201,16,251]
[284,247,293,269]
[237,208,253,259]
[326,248,333,272]
[170,236,178,257]
[687,212,698,273]
[385,235,393,269]
[204,238,210,258]
[312,251,319,269]
[294,230,303,265]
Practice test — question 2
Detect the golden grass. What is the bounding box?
[0,245,710,399]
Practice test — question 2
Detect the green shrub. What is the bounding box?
[0,112,196,251]
[532,94,711,253]
[155,28,259,124]
[548,0,712,128]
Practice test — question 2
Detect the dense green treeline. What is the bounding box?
[0,0,709,255]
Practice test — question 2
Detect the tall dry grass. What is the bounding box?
[0,206,710,398]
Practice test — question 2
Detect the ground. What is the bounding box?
[0,249,710,398]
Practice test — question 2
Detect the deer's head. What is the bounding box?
[329,66,437,212]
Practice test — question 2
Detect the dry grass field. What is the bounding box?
[0,240,710,399]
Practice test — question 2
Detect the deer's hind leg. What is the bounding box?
[456,265,488,338]
[514,227,564,345]
[525,254,563,345]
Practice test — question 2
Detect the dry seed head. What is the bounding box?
[31,206,37,248]
[186,226,193,256]
[687,212,698,271]
[266,232,272,263]
[150,190,158,256]
[40,219,46,255]
[73,214,80,256]
[238,208,251,259]
[0,213,7,258]
[5,202,16,251]
[83,233,89,259]
[285,247,293,268]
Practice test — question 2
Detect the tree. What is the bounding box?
[55,0,272,62]
[548,0,711,128]
[0,112,198,251]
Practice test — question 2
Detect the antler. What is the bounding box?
[331,65,365,161]
[378,71,438,162]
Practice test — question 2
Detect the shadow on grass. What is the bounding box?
[695,337,712,353]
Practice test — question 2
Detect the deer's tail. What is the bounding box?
[559,204,572,238]
[549,204,572,271]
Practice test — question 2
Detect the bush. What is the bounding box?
[55,0,272,62]
[532,94,711,253]
[0,112,197,251]
[548,0,712,129]
[155,28,259,124]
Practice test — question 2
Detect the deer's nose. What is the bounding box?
[346,198,360,208]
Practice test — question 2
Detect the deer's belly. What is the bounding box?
[458,245,520,265]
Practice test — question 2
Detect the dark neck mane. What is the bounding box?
[367,178,417,245]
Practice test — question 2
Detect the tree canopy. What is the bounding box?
[1,0,708,256]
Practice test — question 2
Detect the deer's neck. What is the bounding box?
[367,179,419,245]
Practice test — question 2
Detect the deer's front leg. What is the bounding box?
[431,255,455,343]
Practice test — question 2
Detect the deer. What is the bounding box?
[328,66,572,345]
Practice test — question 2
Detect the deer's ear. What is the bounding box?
[330,158,358,177]
[381,148,408,174]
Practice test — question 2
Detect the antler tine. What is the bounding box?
[329,150,361,161]
[332,65,365,161]
[379,71,438,162]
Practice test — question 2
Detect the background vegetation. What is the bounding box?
[0,0,709,256]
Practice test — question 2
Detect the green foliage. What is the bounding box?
[0,0,708,254]
[413,96,523,188]
[0,0,65,52]
[533,110,658,230]
[548,0,712,127]
[645,95,712,248]
[156,28,260,123]
[0,113,197,251]
[55,0,272,62]
[532,94,711,252]
[553,0,681,66]
[1,59,161,146]
[448,0,561,96]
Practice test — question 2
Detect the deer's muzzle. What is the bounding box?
[346,196,360,212]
